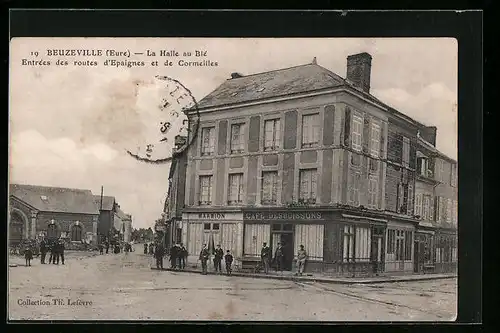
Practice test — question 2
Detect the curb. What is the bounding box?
[150,267,457,285]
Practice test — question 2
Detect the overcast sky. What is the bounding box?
[9,38,457,229]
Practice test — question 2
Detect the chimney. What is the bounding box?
[346,52,372,93]
[420,126,437,146]
[230,72,243,79]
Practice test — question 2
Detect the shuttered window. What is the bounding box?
[343,225,355,262]
[446,198,453,224]
[415,193,423,217]
[302,114,320,147]
[351,115,363,151]
[348,171,361,206]
[243,224,271,256]
[294,224,324,260]
[402,136,410,167]
[264,119,281,151]
[370,123,381,157]
[230,123,245,153]
[299,169,317,203]
[261,171,278,205]
[367,175,379,209]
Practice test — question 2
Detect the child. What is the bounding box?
[24,245,33,267]
[224,250,233,276]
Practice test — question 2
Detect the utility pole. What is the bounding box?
[99,186,103,244]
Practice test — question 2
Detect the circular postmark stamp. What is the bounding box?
[126,75,200,163]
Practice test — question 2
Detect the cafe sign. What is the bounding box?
[244,211,324,221]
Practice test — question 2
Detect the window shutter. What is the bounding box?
[380,123,385,158]
[407,184,414,215]
[344,107,351,147]
[362,117,370,154]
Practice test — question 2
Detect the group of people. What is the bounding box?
[98,239,132,255]
[199,244,233,275]
[145,242,189,271]
[23,238,66,267]
[260,242,308,275]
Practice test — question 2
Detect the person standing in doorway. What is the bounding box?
[296,245,307,276]
[213,244,224,274]
[170,243,178,269]
[274,243,284,273]
[155,242,165,269]
[260,242,271,274]
[40,239,47,264]
[224,250,233,276]
[179,243,188,270]
[199,244,210,275]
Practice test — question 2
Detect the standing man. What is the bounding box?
[224,250,233,276]
[170,243,178,269]
[155,242,165,269]
[40,239,47,264]
[179,243,188,270]
[59,239,65,265]
[260,242,271,274]
[199,244,210,275]
[213,244,224,274]
[274,242,284,273]
[105,239,110,254]
[48,241,54,264]
[98,242,104,255]
[149,243,154,255]
[143,243,148,255]
[52,241,60,264]
[24,244,33,267]
[296,245,307,276]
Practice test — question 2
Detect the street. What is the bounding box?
[9,246,457,321]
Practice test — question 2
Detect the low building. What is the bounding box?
[9,184,100,246]
[113,206,133,243]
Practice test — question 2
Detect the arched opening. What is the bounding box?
[71,224,83,242]
[9,211,25,245]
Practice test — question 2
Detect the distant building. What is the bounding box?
[9,184,100,246]
[93,195,131,243]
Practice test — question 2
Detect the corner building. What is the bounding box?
[182,53,433,275]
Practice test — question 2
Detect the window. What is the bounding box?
[228,173,244,205]
[200,127,215,156]
[299,169,317,203]
[230,123,245,153]
[404,230,413,260]
[370,123,381,157]
[369,159,379,172]
[402,136,410,167]
[348,171,361,206]
[351,115,363,151]
[415,193,423,217]
[261,171,278,205]
[213,223,220,230]
[395,230,405,260]
[203,223,211,230]
[302,114,320,147]
[387,229,395,254]
[451,164,457,187]
[417,157,428,176]
[453,200,458,225]
[343,225,355,262]
[367,176,379,209]
[446,198,452,223]
[70,225,83,241]
[199,175,213,205]
[264,119,281,151]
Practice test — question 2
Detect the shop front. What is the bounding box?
[384,216,418,274]
[243,210,326,272]
[413,226,435,274]
[433,229,458,274]
[182,210,243,264]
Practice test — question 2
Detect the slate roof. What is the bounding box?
[10,184,100,215]
[93,195,115,211]
[196,63,346,109]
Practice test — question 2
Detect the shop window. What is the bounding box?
[404,230,413,260]
[212,223,220,231]
[355,226,371,262]
[203,223,211,230]
[283,224,293,231]
[272,224,281,231]
[395,230,405,261]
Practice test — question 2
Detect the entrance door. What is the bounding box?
[371,236,383,273]
[280,233,294,271]
[413,239,421,273]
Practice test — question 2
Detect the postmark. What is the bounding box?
[126,75,200,163]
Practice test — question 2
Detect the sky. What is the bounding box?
[9,38,457,229]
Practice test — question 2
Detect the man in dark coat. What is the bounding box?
[58,240,65,265]
[155,243,165,269]
[213,244,224,273]
[40,239,47,264]
[260,242,271,274]
[170,244,178,269]
[199,244,210,275]
[224,250,233,276]
[98,242,104,255]
[274,243,284,272]
[149,243,154,255]
[144,243,148,255]
[24,244,33,266]
[179,243,188,270]
[105,240,110,254]
[51,241,60,264]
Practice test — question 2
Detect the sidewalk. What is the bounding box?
[150,265,457,285]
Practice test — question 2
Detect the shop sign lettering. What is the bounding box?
[244,212,323,221]
[198,213,226,219]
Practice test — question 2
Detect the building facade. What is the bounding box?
[413,134,458,274]
[175,52,456,276]
[9,184,100,248]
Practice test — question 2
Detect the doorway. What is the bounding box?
[271,223,294,271]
